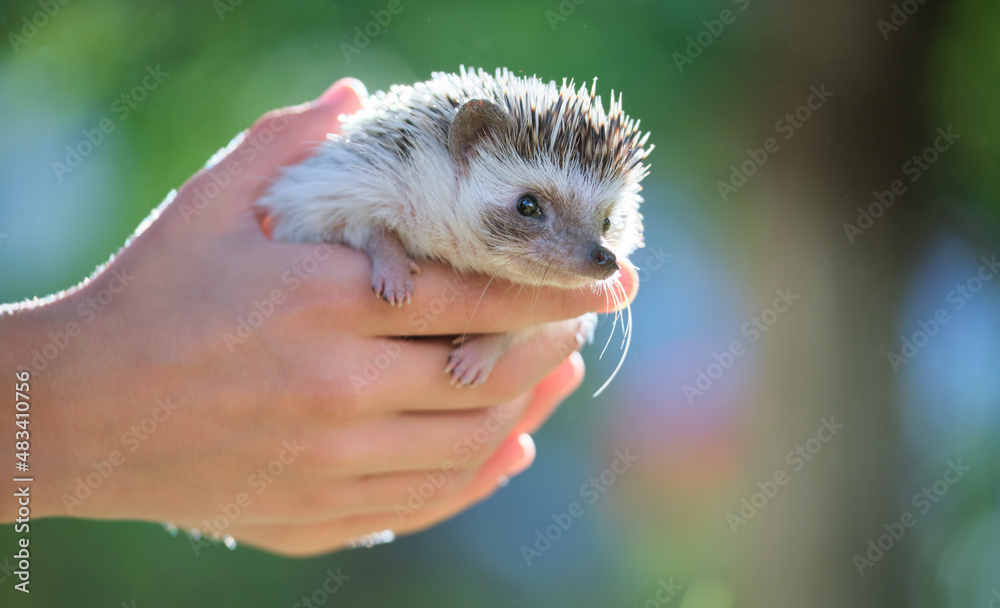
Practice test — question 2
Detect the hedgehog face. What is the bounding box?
[463,154,643,289]
[447,90,648,288]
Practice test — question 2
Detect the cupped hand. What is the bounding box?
[2,79,637,557]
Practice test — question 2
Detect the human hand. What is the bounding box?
[0,79,638,556]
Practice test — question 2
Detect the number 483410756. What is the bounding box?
[15,371,30,470]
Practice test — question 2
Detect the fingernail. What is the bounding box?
[619,261,639,302]
[316,78,368,105]
[506,434,536,479]
[316,83,348,105]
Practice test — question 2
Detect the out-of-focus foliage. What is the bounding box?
[935,0,1000,209]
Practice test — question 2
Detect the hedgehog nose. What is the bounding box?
[590,245,618,274]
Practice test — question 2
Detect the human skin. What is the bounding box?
[0,79,638,557]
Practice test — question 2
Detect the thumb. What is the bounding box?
[169,78,367,234]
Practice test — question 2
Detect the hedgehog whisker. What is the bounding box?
[504,258,533,307]
[614,276,630,350]
[459,274,496,347]
[593,275,631,398]
[599,280,612,322]
[512,281,526,305]
[599,278,621,360]
[530,260,554,320]
[610,278,625,350]
[611,279,625,350]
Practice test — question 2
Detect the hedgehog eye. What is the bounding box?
[602,218,611,233]
[517,194,541,218]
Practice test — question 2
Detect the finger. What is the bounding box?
[367,259,638,335]
[351,318,587,414]
[303,394,531,477]
[513,351,585,435]
[226,433,532,557]
[386,432,535,534]
[170,79,366,232]
[266,242,639,336]
[191,467,476,526]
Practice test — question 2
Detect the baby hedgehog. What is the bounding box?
[257,66,651,390]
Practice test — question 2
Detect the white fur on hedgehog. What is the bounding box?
[257,66,651,389]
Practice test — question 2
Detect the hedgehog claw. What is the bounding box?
[366,227,418,307]
[371,264,414,307]
[445,333,513,388]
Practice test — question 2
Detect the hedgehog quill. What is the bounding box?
[257,67,652,395]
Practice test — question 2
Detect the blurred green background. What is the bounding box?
[1,0,999,606]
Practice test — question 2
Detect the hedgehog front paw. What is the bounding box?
[445,333,512,387]
[371,260,420,307]
[366,227,421,307]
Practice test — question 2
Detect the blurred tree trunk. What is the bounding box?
[735,2,943,607]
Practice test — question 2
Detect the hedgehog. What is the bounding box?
[257,66,652,393]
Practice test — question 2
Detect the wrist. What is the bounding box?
[0,293,103,521]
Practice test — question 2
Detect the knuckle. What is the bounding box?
[480,360,534,401]
[311,432,365,471]
[461,434,506,467]
[309,484,360,517]
[324,389,368,425]
[433,470,470,502]
[479,380,523,407]
[298,374,366,423]
[284,486,339,520]
[286,271,369,325]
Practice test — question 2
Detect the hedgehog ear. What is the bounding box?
[449,99,512,164]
